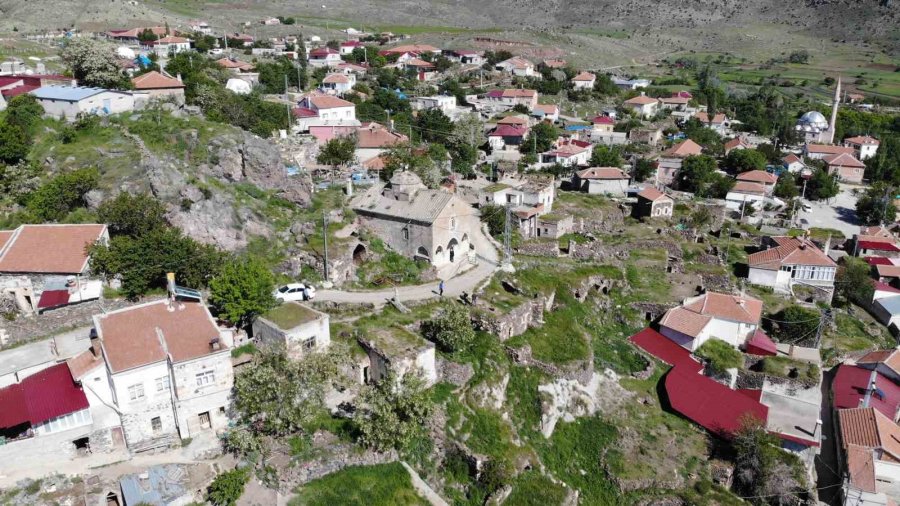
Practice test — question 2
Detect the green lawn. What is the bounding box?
[291,463,426,506]
[505,471,569,505]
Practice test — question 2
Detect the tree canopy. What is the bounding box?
[421,304,475,353]
[209,257,277,328]
[61,38,128,88]
[590,145,624,168]
[356,370,434,452]
[97,192,167,237]
[856,183,897,225]
[722,149,767,173]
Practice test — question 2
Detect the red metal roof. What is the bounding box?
[833,364,900,421]
[859,240,900,253]
[490,125,527,137]
[867,256,894,266]
[1,84,39,98]
[874,281,900,294]
[745,330,777,356]
[630,327,701,373]
[0,363,89,429]
[37,289,71,310]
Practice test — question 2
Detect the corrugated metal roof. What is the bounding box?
[32,85,125,102]
[0,363,89,429]
[833,364,900,420]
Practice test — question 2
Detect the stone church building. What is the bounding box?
[352,171,479,267]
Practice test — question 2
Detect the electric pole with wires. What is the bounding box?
[814,308,832,349]
[502,204,514,272]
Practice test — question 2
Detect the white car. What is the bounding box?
[274,283,316,302]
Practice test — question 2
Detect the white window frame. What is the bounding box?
[128,383,145,401]
[196,370,216,387]
[155,376,169,392]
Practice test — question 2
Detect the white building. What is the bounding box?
[572,167,630,196]
[321,73,355,95]
[252,302,331,360]
[307,47,343,67]
[571,71,596,90]
[747,236,837,297]
[142,36,191,57]
[843,136,880,161]
[92,297,234,450]
[495,57,535,77]
[659,291,763,351]
[612,77,651,90]
[623,93,658,118]
[411,95,456,115]
[31,86,134,121]
[292,94,357,131]
[189,21,212,35]
[541,139,592,167]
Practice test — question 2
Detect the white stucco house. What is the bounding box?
[659,291,763,351]
[571,71,596,90]
[292,94,357,131]
[31,86,135,121]
[747,236,837,298]
[623,93,658,118]
[495,57,535,77]
[572,167,630,196]
[321,73,356,95]
[843,136,880,161]
[252,302,331,360]
[141,36,191,57]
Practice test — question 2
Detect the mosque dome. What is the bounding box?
[390,170,423,187]
[797,111,828,129]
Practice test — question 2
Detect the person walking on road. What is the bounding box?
[439,280,444,296]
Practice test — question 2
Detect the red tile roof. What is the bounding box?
[624,95,658,106]
[131,71,184,90]
[0,363,89,429]
[737,170,777,185]
[659,306,712,338]
[858,349,900,375]
[845,136,880,146]
[876,264,900,278]
[309,47,339,57]
[502,89,537,99]
[682,291,763,325]
[575,167,629,180]
[846,445,877,493]
[748,237,836,270]
[497,115,528,125]
[216,58,254,71]
[731,181,767,195]
[591,116,614,125]
[724,138,748,150]
[806,144,854,155]
[659,96,690,105]
[66,349,103,380]
[695,112,726,124]
[572,71,595,82]
[637,187,669,202]
[783,153,802,164]
[356,125,408,148]
[490,125,527,137]
[839,407,900,460]
[824,152,865,168]
[662,139,702,157]
[96,300,224,373]
[833,364,900,420]
[322,73,351,84]
[308,95,354,109]
[0,224,107,274]
[380,44,439,55]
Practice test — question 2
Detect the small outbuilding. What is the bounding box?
[252,302,331,360]
[356,326,437,387]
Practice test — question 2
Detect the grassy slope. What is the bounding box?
[291,462,427,506]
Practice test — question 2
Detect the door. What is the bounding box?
[199,411,211,430]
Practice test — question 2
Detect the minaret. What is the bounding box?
[826,76,841,144]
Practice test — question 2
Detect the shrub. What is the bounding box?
[421,304,476,353]
[206,467,250,506]
[695,339,743,375]
[26,167,99,221]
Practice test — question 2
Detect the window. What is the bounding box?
[128,383,145,401]
[450,217,457,231]
[402,228,409,240]
[151,417,162,433]
[155,376,169,392]
[196,370,215,386]
[303,336,316,351]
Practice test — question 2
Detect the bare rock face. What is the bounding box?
[167,194,246,251]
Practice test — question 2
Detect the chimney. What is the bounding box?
[862,369,878,408]
[89,328,101,358]
[166,272,176,300]
[209,337,221,351]
[176,73,182,82]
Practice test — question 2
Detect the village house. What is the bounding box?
[488,124,527,151]
[658,95,690,112]
[354,122,409,163]
[541,138,591,167]
[694,111,728,134]
[142,36,191,57]
[339,40,362,55]
[629,126,663,146]
[736,170,778,195]
[448,50,484,65]
[32,86,135,121]
[496,56,535,77]
[726,181,784,216]
[131,71,185,105]
[321,73,355,95]
[292,94,358,133]
[356,327,437,387]
[658,291,763,351]
[352,171,479,268]
[623,93,658,118]
[105,27,166,44]
[252,303,331,361]
[747,236,837,298]
[836,407,900,505]
[854,233,900,258]
[90,291,234,450]
[229,33,255,47]
[591,115,614,133]
[499,88,539,109]
[478,177,555,238]
[833,350,900,419]
[572,167,630,196]
[612,77,651,90]
[724,137,750,155]
[536,213,574,239]
[379,44,441,58]
[632,187,674,219]
[654,139,702,185]
[412,95,456,115]
[0,224,108,315]
[824,152,866,184]
[804,143,855,161]
[189,20,211,35]
[844,135,880,160]
[402,58,437,81]
[571,71,596,90]
[216,57,255,73]
[307,47,343,67]
[532,104,559,123]
[782,153,805,173]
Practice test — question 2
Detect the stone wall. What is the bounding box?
[473,291,555,341]
[0,297,134,344]
[277,443,397,491]
[505,344,594,385]
[515,240,561,258]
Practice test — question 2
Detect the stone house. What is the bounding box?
[131,71,185,105]
[352,171,480,267]
[659,291,763,351]
[252,302,331,360]
[747,236,836,298]
[479,177,555,239]
[31,86,135,121]
[629,127,663,147]
[356,327,437,387]
[536,214,574,239]
[632,187,674,219]
[0,224,109,314]
[572,167,630,196]
[91,297,234,450]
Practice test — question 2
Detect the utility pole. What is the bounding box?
[322,211,329,282]
[284,74,292,130]
[503,205,513,269]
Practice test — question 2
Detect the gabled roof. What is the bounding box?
[846,445,877,493]
[662,139,703,157]
[737,170,778,184]
[695,111,726,124]
[216,58,254,71]
[490,124,527,137]
[0,363,89,430]
[833,364,900,420]
[824,152,865,168]
[532,104,558,115]
[659,96,690,105]
[147,36,188,45]
[783,153,802,164]
[724,138,749,150]
[572,71,595,82]
[659,306,712,338]
[131,71,184,90]
[877,265,900,279]
[858,349,900,374]
[404,58,435,69]
[839,407,900,461]
[575,167,629,180]
[498,56,533,70]
[845,136,880,146]
[322,73,351,84]
[356,124,408,148]
[501,88,537,99]
[747,236,836,270]
[0,224,107,274]
[95,300,225,373]
[307,95,354,109]
[380,44,440,55]
[682,291,763,325]
[591,115,614,125]
[309,47,340,57]
[637,187,670,202]
[624,95,658,106]
[730,181,767,196]
[496,115,529,125]
[806,144,854,155]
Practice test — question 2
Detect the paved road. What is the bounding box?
[316,228,500,305]
[798,184,863,238]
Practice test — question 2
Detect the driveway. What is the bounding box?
[797,184,863,238]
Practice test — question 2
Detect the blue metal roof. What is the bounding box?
[119,465,188,506]
[565,125,590,131]
[31,86,115,102]
[878,295,900,316]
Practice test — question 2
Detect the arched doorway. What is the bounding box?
[448,238,459,263]
[435,246,444,263]
[353,244,368,265]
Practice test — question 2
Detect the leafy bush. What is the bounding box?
[421,304,475,353]
[26,168,99,221]
[97,192,167,237]
[209,257,277,328]
[695,339,743,374]
[356,371,434,452]
[206,467,250,506]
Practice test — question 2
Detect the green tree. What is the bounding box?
[695,339,743,375]
[773,305,819,342]
[207,467,250,506]
[723,149,767,173]
[209,257,277,328]
[357,370,434,452]
[733,417,807,505]
[89,227,224,298]
[681,118,723,155]
[773,174,799,200]
[230,346,339,440]
[97,192,167,237]
[480,204,506,237]
[708,173,735,199]
[589,145,623,167]
[421,304,475,352]
[60,38,127,88]
[316,135,357,179]
[415,108,454,144]
[256,57,306,93]
[675,155,718,195]
[856,183,897,225]
[0,123,30,165]
[4,95,44,136]
[805,168,840,201]
[836,257,875,306]
[632,158,655,182]
[520,122,558,156]
[26,168,99,221]
[382,143,438,187]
